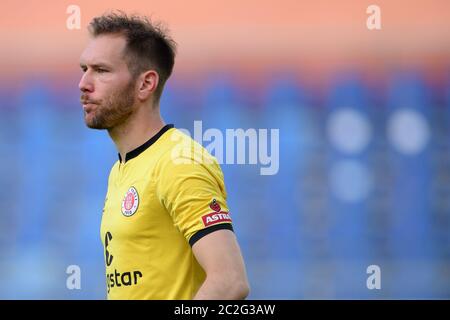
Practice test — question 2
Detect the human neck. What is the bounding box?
[108,104,165,163]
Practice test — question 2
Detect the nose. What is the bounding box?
[78,71,94,93]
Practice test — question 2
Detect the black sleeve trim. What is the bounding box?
[189,223,234,247]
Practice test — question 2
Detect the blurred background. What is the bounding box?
[0,0,449,299]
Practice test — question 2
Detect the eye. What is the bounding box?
[97,68,108,73]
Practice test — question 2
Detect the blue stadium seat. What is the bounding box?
[386,72,435,259]
[258,74,313,260]
[385,72,437,296]
[325,73,374,294]
[16,82,56,246]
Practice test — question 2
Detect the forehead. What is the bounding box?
[80,34,127,65]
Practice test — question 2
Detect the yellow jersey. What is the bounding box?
[100,124,233,299]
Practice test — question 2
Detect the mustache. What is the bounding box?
[80,95,100,105]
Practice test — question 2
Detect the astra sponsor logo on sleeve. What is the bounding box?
[201,199,232,227]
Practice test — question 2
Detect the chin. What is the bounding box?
[85,116,107,130]
[86,121,109,130]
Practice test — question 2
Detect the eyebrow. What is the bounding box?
[79,62,113,69]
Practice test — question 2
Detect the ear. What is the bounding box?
[137,70,159,102]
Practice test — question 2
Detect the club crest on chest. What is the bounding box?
[121,186,139,217]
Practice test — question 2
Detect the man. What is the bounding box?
[78,12,249,300]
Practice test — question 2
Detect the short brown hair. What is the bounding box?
[88,11,177,103]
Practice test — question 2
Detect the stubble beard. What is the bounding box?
[83,80,136,130]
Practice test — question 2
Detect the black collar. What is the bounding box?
[118,124,174,163]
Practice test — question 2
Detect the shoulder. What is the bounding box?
[157,128,221,172]
[153,129,226,189]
